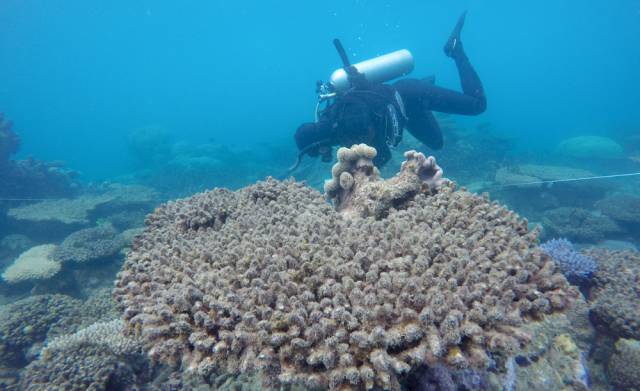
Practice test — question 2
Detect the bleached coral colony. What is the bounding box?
[114,145,577,390]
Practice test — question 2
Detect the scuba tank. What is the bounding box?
[315,39,414,119]
[329,49,415,92]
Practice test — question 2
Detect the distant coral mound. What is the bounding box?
[556,135,624,160]
[115,145,577,390]
[0,113,79,200]
[586,248,640,340]
[0,113,20,162]
[53,224,125,264]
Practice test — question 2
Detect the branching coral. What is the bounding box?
[114,145,577,390]
[540,238,597,284]
[20,319,146,391]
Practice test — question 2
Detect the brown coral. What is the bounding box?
[586,248,640,339]
[114,147,577,390]
[324,145,447,219]
[607,338,640,390]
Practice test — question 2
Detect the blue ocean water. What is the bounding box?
[1,1,640,390]
[1,1,638,179]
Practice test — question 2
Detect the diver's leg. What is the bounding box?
[419,11,486,115]
[406,110,443,150]
[450,43,486,110]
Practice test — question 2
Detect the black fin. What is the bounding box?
[444,11,467,57]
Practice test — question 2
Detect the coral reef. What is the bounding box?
[404,364,488,391]
[607,338,640,390]
[556,135,625,160]
[115,145,577,390]
[7,194,115,226]
[586,249,640,339]
[411,117,513,185]
[5,183,158,240]
[20,319,148,391]
[540,239,597,284]
[541,207,621,243]
[103,209,148,230]
[493,296,597,391]
[121,227,145,247]
[0,113,19,164]
[92,183,159,214]
[128,126,174,167]
[324,145,446,218]
[495,164,594,187]
[52,224,125,264]
[128,134,295,199]
[0,114,79,202]
[596,193,640,225]
[0,294,82,367]
[492,164,611,218]
[1,244,61,284]
[80,287,122,326]
[42,319,142,357]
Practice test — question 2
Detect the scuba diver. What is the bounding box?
[291,12,486,169]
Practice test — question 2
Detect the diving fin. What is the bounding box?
[444,11,467,58]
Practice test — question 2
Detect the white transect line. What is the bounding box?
[493,172,640,189]
[1,173,640,201]
[0,198,57,201]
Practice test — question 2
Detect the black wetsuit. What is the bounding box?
[297,43,486,167]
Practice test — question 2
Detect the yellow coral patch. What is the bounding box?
[554,334,578,357]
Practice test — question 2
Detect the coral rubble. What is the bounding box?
[115,144,578,390]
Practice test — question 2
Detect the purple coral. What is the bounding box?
[540,238,597,283]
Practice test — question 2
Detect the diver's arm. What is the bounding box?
[406,109,443,150]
